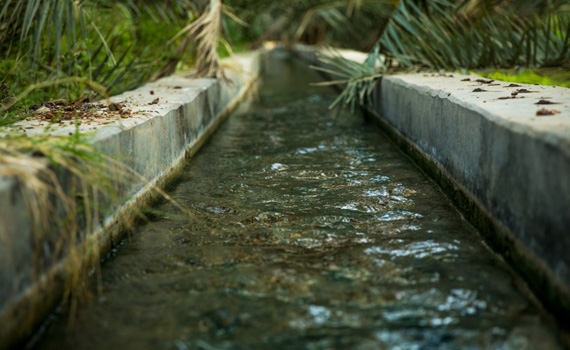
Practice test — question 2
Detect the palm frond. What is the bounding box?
[294,2,350,42]
[153,0,250,81]
[193,0,224,78]
[316,0,570,111]
[378,0,570,70]
[313,49,382,111]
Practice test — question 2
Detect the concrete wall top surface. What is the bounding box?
[295,44,570,145]
[3,52,259,141]
[390,74,570,144]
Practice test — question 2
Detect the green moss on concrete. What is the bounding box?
[478,68,570,88]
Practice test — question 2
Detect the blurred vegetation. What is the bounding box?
[314,0,570,108]
[0,0,199,118]
[377,0,570,69]
[224,0,395,50]
[2,0,568,115]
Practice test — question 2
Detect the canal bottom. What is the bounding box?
[31,53,564,350]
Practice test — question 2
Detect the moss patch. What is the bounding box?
[478,68,570,88]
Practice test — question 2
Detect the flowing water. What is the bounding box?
[32,54,564,350]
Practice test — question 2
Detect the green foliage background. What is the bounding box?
[1,0,569,114]
[0,0,196,115]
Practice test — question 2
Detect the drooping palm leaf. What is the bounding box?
[312,47,383,111]
[379,0,570,70]
[319,0,570,109]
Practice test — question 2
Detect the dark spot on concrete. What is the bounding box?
[535,100,558,105]
[108,103,122,111]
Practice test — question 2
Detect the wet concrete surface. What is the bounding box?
[31,54,565,350]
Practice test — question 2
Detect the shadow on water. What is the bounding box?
[31,53,566,350]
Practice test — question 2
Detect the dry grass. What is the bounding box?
[152,0,248,81]
[0,127,193,322]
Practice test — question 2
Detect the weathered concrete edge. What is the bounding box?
[293,46,570,327]
[0,52,262,349]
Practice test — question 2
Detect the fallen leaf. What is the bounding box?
[536,108,559,116]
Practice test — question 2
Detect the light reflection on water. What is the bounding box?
[33,55,563,350]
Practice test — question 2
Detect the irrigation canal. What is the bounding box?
[31,54,565,349]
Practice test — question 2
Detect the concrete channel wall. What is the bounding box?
[294,45,570,325]
[0,52,261,349]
